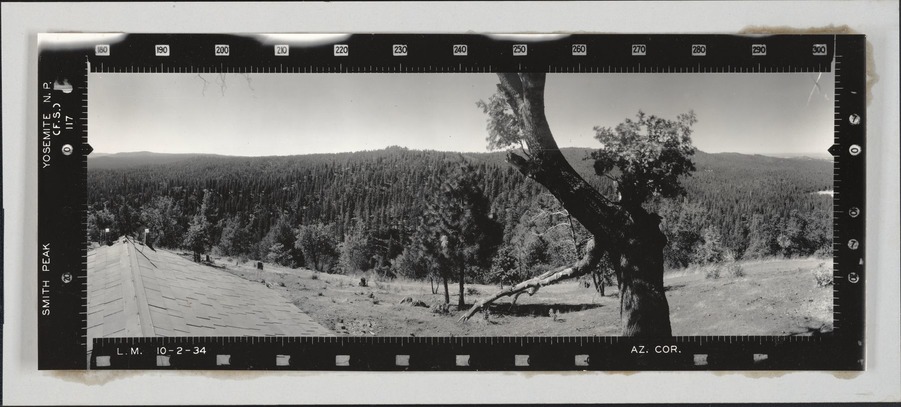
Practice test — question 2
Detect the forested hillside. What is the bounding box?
[87,147,832,282]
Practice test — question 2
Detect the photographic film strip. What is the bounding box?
[37,33,866,370]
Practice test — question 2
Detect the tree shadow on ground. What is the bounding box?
[484,302,603,318]
[665,283,687,292]
[788,319,833,337]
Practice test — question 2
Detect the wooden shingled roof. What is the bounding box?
[87,238,333,341]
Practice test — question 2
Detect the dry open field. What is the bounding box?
[208,256,832,337]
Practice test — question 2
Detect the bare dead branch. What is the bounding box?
[459,239,603,322]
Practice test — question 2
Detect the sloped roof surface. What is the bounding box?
[87,238,333,339]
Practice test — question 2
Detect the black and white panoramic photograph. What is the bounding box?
[86,71,834,341]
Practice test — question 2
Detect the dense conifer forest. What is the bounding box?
[87,147,832,284]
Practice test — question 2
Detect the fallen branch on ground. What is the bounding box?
[459,239,603,322]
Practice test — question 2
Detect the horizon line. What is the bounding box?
[91,147,833,160]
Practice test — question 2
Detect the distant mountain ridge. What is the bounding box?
[89,151,227,169]
[89,147,831,170]
[751,152,832,160]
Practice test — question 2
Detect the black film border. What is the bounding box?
[37,33,866,370]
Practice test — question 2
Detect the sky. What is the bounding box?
[89,71,834,157]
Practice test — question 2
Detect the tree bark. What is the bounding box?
[488,73,672,337]
[442,276,450,304]
[614,207,672,336]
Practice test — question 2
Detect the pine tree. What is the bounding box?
[659,199,708,268]
[87,208,117,244]
[260,213,300,266]
[744,213,778,259]
[411,202,452,302]
[425,161,502,307]
[116,200,137,238]
[694,225,725,265]
[139,196,185,249]
[183,190,213,262]
[265,242,292,266]
[295,223,339,272]
[489,245,522,287]
[338,222,374,273]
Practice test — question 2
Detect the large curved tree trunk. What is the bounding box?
[471,72,672,337]
[616,208,672,336]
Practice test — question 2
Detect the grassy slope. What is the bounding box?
[212,255,832,337]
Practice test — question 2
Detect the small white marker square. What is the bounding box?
[274,45,289,56]
[812,44,828,56]
[453,44,468,56]
[631,44,647,56]
[335,355,351,366]
[455,355,470,366]
[691,44,706,56]
[95,45,110,56]
[156,355,171,367]
[275,355,291,366]
[216,354,231,366]
[751,44,767,56]
[574,354,590,366]
[95,356,111,367]
[693,354,708,366]
[395,355,410,366]
[514,354,530,366]
[753,353,768,363]
[572,44,587,56]
[334,44,349,57]
[513,44,528,56]
[214,44,229,56]
[155,44,170,56]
